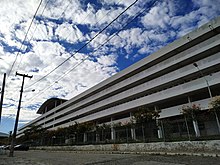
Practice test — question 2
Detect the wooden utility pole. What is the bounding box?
[9,72,32,157]
[0,73,6,123]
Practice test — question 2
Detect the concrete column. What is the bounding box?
[156,119,163,139]
[44,106,47,114]
[131,127,136,140]
[44,106,47,128]
[111,127,115,141]
[96,133,100,143]
[157,125,163,139]
[111,117,115,141]
[130,112,136,140]
[154,106,163,139]
[96,121,100,143]
[83,133,87,143]
[193,120,201,137]
[55,100,57,107]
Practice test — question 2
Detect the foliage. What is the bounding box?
[23,124,45,140]
[181,103,201,120]
[54,127,67,137]
[133,106,161,123]
[24,125,43,135]
[76,121,96,133]
[96,123,111,132]
[209,96,220,111]
[113,122,122,128]
[112,121,134,128]
[47,130,57,138]
[120,121,133,127]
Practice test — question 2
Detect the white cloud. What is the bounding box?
[43,0,81,20]
[140,0,219,39]
[141,2,170,29]
[107,28,168,57]
[89,32,109,49]
[97,54,117,66]
[138,45,150,54]
[101,0,135,7]
[30,21,54,41]
[2,104,40,122]
[55,23,85,43]
[58,1,125,29]
[0,0,45,47]
[113,28,148,52]
[170,8,213,37]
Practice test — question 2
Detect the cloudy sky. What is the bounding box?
[0,0,219,134]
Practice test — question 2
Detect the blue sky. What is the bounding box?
[0,0,219,134]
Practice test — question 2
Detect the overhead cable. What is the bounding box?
[26,0,139,89]
[25,0,158,103]
[7,0,44,78]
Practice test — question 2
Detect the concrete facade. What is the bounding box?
[18,17,220,139]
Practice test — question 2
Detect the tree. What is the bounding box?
[209,96,220,133]
[181,104,201,120]
[23,125,42,139]
[20,124,46,145]
[76,121,96,133]
[181,103,201,137]
[209,96,220,111]
[96,123,111,142]
[133,106,160,124]
[133,106,161,140]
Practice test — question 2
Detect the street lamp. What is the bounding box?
[193,63,212,98]
[193,62,220,133]
[24,89,35,92]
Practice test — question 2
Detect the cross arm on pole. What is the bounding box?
[16,72,33,79]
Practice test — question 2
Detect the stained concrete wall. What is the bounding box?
[33,140,220,154]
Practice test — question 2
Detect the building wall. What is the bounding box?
[17,17,220,137]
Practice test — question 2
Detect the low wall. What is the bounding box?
[32,140,220,154]
[0,148,7,155]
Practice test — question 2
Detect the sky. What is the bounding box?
[0,0,219,134]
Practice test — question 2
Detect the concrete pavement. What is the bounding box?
[1,150,220,165]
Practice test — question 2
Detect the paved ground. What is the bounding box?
[1,150,220,165]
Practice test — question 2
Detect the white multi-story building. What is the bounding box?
[18,17,220,140]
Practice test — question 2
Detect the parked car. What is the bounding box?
[14,144,29,151]
[0,145,9,150]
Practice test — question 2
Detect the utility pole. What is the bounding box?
[0,73,6,123]
[9,72,32,157]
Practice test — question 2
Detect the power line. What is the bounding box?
[7,0,44,78]
[16,0,73,73]
[16,0,51,71]
[26,0,139,89]
[16,0,123,74]
[51,0,158,83]
[4,0,120,95]
[25,0,157,103]
[61,0,124,42]
[17,0,82,72]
